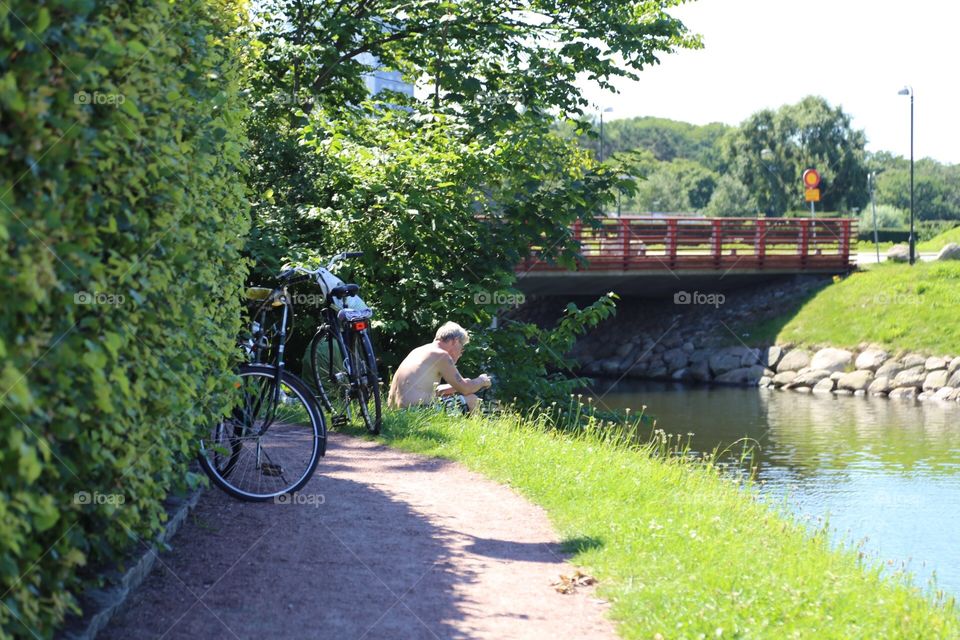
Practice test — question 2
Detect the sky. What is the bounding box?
[577,0,960,165]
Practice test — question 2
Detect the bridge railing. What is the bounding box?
[520,216,857,272]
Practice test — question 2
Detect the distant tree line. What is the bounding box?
[564,96,960,230]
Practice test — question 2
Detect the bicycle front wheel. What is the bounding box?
[198,364,325,501]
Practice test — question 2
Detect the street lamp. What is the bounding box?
[599,107,613,163]
[898,85,915,265]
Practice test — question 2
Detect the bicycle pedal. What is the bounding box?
[261,463,283,476]
[332,414,348,428]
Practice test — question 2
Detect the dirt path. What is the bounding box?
[101,433,617,639]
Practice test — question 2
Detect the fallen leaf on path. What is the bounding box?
[551,570,597,594]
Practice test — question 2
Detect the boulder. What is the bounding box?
[772,371,797,387]
[708,347,753,376]
[893,366,927,388]
[812,378,836,394]
[834,389,854,396]
[662,348,689,371]
[948,357,960,376]
[647,366,668,379]
[600,360,621,376]
[715,365,767,385]
[810,348,853,373]
[876,360,905,378]
[777,349,812,372]
[933,387,956,402]
[830,371,846,381]
[867,376,895,395]
[918,391,935,401]
[689,349,712,365]
[901,353,927,369]
[739,348,763,368]
[689,361,712,382]
[936,242,960,261]
[854,389,866,397]
[923,369,950,391]
[949,370,960,388]
[759,376,773,388]
[837,369,874,392]
[888,386,919,400]
[925,356,948,371]
[794,386,812,394]
[855,349,889,371]
[887,244,910,262]
[765,346,785,370]
[681,341,695,353]
[793,368,833,387]
[671,368,692,382]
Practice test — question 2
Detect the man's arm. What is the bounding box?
[436,354,488,396]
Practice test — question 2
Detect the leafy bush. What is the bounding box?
[0,1,249,636]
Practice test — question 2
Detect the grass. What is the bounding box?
[763,261,960,354]
[918,226,960,253]
[352,408,960,639]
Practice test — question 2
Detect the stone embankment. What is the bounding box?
[578,342,960,403]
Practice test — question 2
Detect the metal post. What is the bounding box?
[909,92,915,265]
[870,172,880,264]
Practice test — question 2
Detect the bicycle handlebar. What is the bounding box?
[281,251,364,278]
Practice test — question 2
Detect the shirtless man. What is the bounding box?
[388,321,492,412]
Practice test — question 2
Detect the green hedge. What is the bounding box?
[0,1,249,637]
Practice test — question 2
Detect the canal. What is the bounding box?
[591,380,960,597]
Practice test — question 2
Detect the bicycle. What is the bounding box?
[197,284,326,501]
[280,252,383,435]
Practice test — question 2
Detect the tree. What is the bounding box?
[632,158,718,213]
[704,175,758,217]
[724,96,869,215]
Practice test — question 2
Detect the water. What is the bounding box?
[590,380,960,596]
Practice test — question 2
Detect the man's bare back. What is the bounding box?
[388,323,490,411]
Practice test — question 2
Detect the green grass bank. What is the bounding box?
[765,262,960,355]
[356,409,960,639]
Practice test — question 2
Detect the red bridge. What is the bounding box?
[516,216,857,296]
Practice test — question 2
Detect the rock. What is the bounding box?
[708,347,753,376]
[837,369,874,391]
[759,376,773,388]
[830,371,845,381]
[923,369,950,391]
[810,348,854,373]
[671,368,691,381]
[715,365,767,385]
[812,378,836,394]
[876,360,905,378]
[887,244,910,262]
[765,346,784,369]
[855,349,889,371]
[600,360,621,376]
[793,368,833,387]
[949,370,960,388]
[689,361,711,382]
[893,366,927,388]
[901,353,927,369]
[689,349,712,365]
[777,349,811,372]
[917,391,935,401]
[662,348,689,371]
[681,342,695,353]
[615,341,635,358]
[948,357,960,376]
[772,371,797,387]
[925,356,948,371]
[834,389,854,396]
[868,375,895,395]
[936,242,960,261]
[854,389,866,397]
[647,366,667,379]
[739,348,763,368]
[888,386,919,400]
[794,386,812,394]
[933,387,956,401]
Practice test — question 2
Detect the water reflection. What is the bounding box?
[591,380,960,596]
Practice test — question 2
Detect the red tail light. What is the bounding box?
[353,321,368,331]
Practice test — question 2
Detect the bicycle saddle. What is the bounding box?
[338,308,373,322]
[329,283,360,298]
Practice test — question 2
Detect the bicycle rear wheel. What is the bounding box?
[198,364,325,501]
[352,332,382,435]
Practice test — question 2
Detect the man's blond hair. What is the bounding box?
[435,321,469,345]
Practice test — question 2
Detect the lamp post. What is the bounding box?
[898,85,915,265]
[599,107,613,163]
